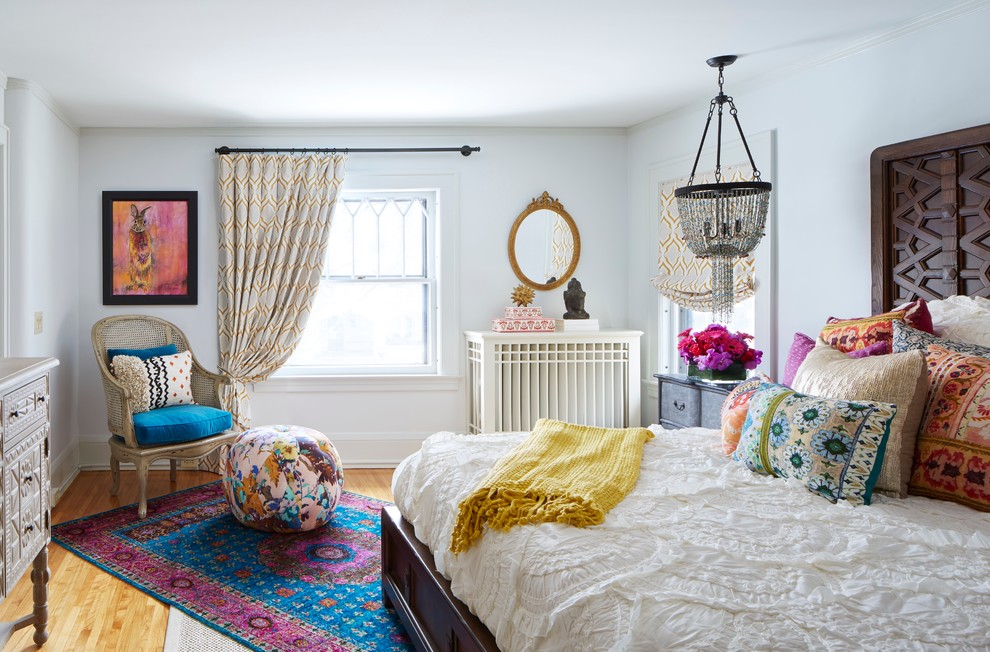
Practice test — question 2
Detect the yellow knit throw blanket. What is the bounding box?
[449,418,654,554]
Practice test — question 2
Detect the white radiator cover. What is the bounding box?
[465,330,643,433]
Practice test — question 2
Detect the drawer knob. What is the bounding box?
[9,409,22,418]
[37,395,46,403]
[24,475,32,483]
[673,400,686,411]
[24,525,33,533]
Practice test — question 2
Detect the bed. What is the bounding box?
[380,123,990,651]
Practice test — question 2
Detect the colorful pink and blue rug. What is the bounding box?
[53,481,412,651]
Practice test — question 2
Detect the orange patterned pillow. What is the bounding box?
[720,374,770,455]
[910,344,990,511]
[820,299,933,353]
[819,310,905,353]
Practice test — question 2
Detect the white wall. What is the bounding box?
[4,80,81,493]
[629,6,990,424]
[77,128,628,466]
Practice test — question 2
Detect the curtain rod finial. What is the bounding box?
[216,146,231,155]
[461,145,479,157]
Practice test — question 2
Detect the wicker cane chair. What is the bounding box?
[92,315,239,518]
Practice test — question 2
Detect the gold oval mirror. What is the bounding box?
[508,192,581,291]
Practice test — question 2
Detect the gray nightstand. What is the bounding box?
[654,373,740,430]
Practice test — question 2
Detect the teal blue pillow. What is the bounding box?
[732,382,896,505]
[107,343,178,361]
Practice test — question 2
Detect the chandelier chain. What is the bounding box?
[673,55,773,324]
[687,98,718,186]
[727,98,763,180]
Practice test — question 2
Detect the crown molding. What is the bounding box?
[630,0,990,134]
[5,78,79,135]
[0,71,7,91]
[78,124,626,138]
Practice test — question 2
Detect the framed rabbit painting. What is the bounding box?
[102,191,198,305]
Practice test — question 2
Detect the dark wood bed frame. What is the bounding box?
[381,505,498,651]
[381,122,990,652]
[870,123,990,312]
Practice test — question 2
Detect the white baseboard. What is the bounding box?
[51,440,81,505]
[76,431,427,471]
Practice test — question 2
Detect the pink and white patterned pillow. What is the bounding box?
[910,344,990,511]
[112,350,195,413]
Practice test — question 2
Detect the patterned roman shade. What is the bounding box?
[651,165,755,310]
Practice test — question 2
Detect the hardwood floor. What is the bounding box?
[0,468,396,652]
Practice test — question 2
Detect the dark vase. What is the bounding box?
[687,362,746,382]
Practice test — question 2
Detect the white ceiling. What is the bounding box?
[0,0,979,129]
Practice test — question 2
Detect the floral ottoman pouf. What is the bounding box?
[222,424,344,532]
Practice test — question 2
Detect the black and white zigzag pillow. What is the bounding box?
[112,350,195,413]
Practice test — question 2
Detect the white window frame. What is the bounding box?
[649,131,777,379]
[272,172,459,381]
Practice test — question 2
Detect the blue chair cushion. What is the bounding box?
[132,405,233,446]
[107,343,178,361]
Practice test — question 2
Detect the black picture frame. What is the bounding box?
[102,191,198,305]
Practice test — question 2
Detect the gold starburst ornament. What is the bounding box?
[511,284,535,307]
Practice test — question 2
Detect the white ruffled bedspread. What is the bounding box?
[391,426,990,651]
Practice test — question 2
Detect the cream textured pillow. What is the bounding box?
[791,340,927,498]
[111,354,151,413]
[111,350,195,413]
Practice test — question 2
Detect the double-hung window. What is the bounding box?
[661,296,756,373]
[286,188,439,374]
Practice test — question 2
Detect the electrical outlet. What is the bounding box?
[33,312,43,334]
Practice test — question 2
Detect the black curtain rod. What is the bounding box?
[215,145,480,157]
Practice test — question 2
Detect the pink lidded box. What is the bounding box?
[503,306,543,319]
[491,317,556,333]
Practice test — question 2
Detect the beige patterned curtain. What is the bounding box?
[216,153,346,429]
[650,164,755,310]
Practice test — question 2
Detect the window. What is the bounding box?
[285,188,439,375]
[658,296,756,374]
[649,131,774,379]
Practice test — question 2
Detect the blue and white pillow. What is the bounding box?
[892,320,990,358]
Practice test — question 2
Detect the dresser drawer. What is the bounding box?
[4,424,48,594]
[659,381,700,428]
[3,375,49,450]
[700,389,728,430]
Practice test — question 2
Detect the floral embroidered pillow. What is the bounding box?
[111,350,195,413]
[720,374,771,455]
[733,382,896,505]
[910,345,990,511]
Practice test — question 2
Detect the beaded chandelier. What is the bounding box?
[675,55,771,324]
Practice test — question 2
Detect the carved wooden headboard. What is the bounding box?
[871,124,990,313]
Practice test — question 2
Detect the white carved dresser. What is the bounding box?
[0,357,57,646]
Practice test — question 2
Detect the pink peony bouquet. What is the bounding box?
[677,324,763,371]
